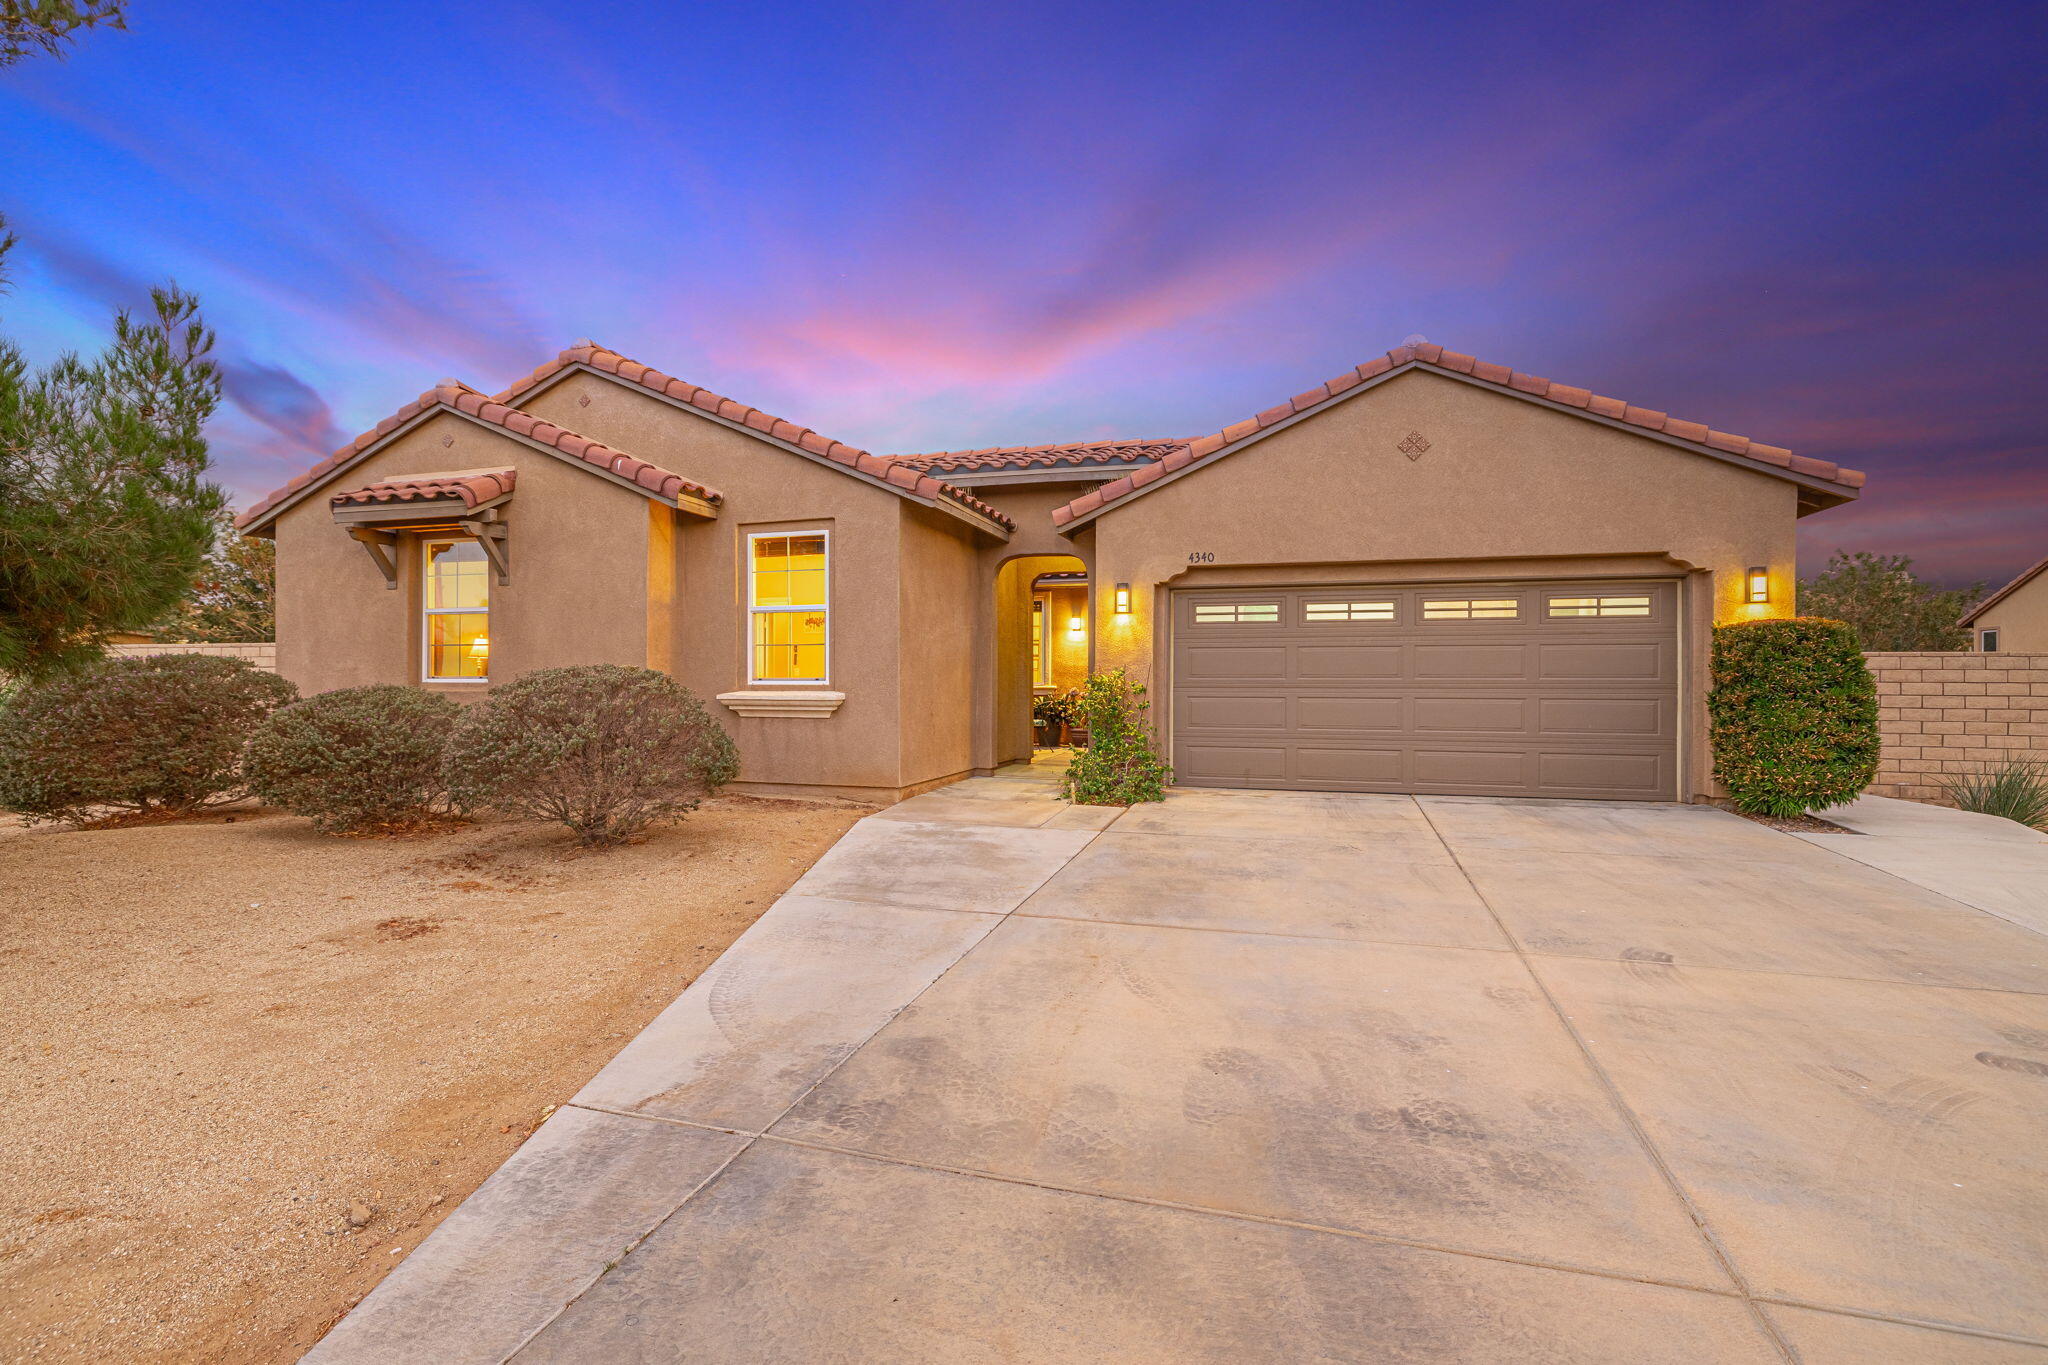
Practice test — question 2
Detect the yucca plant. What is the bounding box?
[1940,760,2048,831]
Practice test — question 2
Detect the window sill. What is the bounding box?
[717,689,846,719]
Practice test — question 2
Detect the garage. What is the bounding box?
[1169,579,1680,800]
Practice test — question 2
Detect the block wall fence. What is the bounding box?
[104,641,278,671]
[1862,651,2048,803]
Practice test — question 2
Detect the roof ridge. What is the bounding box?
[1051,342,1867,528]
[1959,553,2048,626]
[237,381,722,530]
[494,342,1014,530]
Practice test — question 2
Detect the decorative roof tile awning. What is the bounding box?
[329,468,521,591]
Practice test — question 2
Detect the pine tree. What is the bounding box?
[0,221,227,676]
[0,0,125,66]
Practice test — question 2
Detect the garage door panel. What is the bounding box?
[1173,580,1678,800]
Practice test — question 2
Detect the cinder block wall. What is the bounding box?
[1863,651,2048,802]
[104,641,278,671]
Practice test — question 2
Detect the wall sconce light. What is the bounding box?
[1067,616,1085,637]
[1114,582,1131,614]
[1745,567,1770,605]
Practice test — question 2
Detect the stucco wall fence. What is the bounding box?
[1863,651,2048,803]
[105,641,278,671]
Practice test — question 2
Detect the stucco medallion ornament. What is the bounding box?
[578,393,592,407]
[441,435,454,448]
[1398,431,1431,460]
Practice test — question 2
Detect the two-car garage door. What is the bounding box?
[1170,580,1679,800]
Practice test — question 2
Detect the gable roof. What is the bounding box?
[1051,341,1867,531]
[1960,554,2048,627]
[237,382,724,534]
[883,438,1190,478]
[492,343,1013,532]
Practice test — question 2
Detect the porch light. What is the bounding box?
[1068,616,1085,637]
[1114,582,1131,614]
[1744,567,1770,605]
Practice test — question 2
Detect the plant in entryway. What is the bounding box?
[1708,617,1879,817]
[1060,669,1170,806]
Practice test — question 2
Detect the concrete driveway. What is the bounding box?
[309,770,2048,1364]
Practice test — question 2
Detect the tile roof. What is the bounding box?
[238,382,723,531]
[494,343,1013,530]
[884,438,1190,475]
[1960,553,2048,626]
[1051,341,1868,528]
[330,467,516,511]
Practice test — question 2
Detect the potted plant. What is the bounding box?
[1057,688,1088,747]
[1031,693,1061,748]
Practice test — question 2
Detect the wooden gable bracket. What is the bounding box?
[458,508,510,586]
[347,527,400,590]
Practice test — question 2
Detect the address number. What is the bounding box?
[1187,551,1215,563]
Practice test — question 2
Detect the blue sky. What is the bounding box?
[3,0,2043,583]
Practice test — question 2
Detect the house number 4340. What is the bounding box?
[1187,551,1215,563]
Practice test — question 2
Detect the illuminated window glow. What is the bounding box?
[1305,600,1395,622]
[749,531,829,683]
[1548,595,1652,618]
[1423,598,1519,620]
[424,540,489,680]
[1031,595,1051,685]
[1193,602,1280,623]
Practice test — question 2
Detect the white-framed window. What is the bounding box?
[1548,594,1652,618]
[1981,629,2000,653]
[1192,602,1280,624]
[423,539,490,681]
[1305,600,1395,622]
[1423,597,1519,620]
[748,530,829,684]
[1032,594,1052,686]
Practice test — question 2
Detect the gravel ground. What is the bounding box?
[0,795,869,1363]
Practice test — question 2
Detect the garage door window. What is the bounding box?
[1305,601,1395,622]
[1548,594,1652,618]
[1193,602,1280,624]
[1422,598,1518,620]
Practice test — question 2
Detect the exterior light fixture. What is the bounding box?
[1068,616,1085,637]
[1745,568,1769,605]
[1114,582,1131,614]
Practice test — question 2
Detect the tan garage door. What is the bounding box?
[1171,580,1679,800]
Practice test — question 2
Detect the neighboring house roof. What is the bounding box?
[1051,341,1868,530]
[1960,554,2048,626]
[492,343,1014,532]
[330,467,518,511]
[238,383,725,533]
[884,439,1190,477]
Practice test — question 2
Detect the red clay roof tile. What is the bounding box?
[329,468,517,511]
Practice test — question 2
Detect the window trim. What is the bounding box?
[746,528,831,686]
[1032,594,1052,687]
[421,536,491,684]
[1980,628,2000,653]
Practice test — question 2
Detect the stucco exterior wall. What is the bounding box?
[897,505,982,790]
[1038,583,1091,692]
[272,411,655,698]
[1970,573,2048,652]
[1078,370,1800,802]
[1864,651,2048,803]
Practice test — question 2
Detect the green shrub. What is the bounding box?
[1060,669,1171,805]
[0,653,296,825]
[442,665,739,847]
[246,685,462,833]
[1941,759,2048,831]
[1708,617,1879,817]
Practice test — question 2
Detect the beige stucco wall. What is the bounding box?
[1078,370,1802,802]
[272,410,656,699]
[1038,583,1091,692]
[1971,572,2048,652]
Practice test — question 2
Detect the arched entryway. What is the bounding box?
[989,552,1089,766]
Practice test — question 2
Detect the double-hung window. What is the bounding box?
[748,531,829,684]
[423,539,490,681]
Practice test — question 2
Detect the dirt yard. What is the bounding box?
[0,795,870,1363]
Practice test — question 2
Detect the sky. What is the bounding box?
[2,0,2043,586]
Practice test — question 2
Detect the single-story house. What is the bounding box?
[1961,556,2048,652]
[238,340,1865,804]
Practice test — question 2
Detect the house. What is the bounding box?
[237,340,1864,804]
[1960,556,2048,652]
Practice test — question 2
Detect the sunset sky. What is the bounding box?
[3,1,2042,586]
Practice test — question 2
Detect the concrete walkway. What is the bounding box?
[307,769,2048,1364]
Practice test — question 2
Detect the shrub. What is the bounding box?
[1059,669,1171,806]
[442,665,738,847]
[0,653,296,824]
[1708,617,1879,817]
[1941,759,2048,831]
[246,685,463,833]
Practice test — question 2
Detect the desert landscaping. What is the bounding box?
[0,795,866,1362]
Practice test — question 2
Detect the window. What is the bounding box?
[1981,629,2000,653]
[423,540,490,681]
[1031,595,1052,685]
[1192,602,1280,624]
[1423,598,1518,620]
[1305,600,1395,622]
[749,531,829,683]
[1548,594,1652,618]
